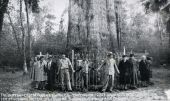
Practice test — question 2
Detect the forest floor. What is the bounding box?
[0,66,170,101]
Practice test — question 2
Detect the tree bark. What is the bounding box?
[66,0,72,49]
[106,0,115,51]
[20,0,28,73]
[24,0,31,65]
[85,0,91,53]
[115,6,120,49]
[20,0,25,50]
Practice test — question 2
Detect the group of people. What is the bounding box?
[29,52,153,93]
[30,54,74,91]
[30,56,49,90]
[118,54,152,91]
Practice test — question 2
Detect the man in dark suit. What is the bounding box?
[46,56,57,91]
[118,55,129,90]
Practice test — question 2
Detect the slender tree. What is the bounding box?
[7,12,22,55]
[20,0,25,50]
[20,0,28,73]
[24,0,32,64]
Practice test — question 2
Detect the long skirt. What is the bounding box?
[30,64,43,82]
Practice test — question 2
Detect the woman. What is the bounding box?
[31,57,40,89]
[139,55,152,86]
[38,56,48,90]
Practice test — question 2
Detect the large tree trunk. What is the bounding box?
[85,0,91,53]
[106,0,116,52]
[66,0,72,49]
[115,0,121,50]
[0,0,9,39]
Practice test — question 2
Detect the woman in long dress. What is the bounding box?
[38,56,48,90]
[30,57,40,89]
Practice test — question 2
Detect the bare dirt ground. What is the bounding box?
[0,66,170,101]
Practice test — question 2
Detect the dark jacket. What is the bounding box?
[139,60,150,81]
[127,58,139,85]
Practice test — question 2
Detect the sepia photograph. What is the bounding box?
[0,0,170,100]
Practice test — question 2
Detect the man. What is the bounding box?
[46,56,57,90]
[128,54,139,89]
[75,58,83,87]
[58,54,75,92]
[97,52,120,93]
[76,57,91,92]
[118,55,129,90]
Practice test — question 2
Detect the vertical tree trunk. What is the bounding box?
[20,0,24,50]
[25,0,32,68]
[106,0,115,51]
[0,12,4,37]
[86,0,91,53]
[167,19,170,48]
[20,0,28,73]
[119,13,122,48]
[115,2,121,50]
[157,13,163,46]
[67,0,72,49]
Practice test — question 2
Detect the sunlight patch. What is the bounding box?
[165,90,170,100]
